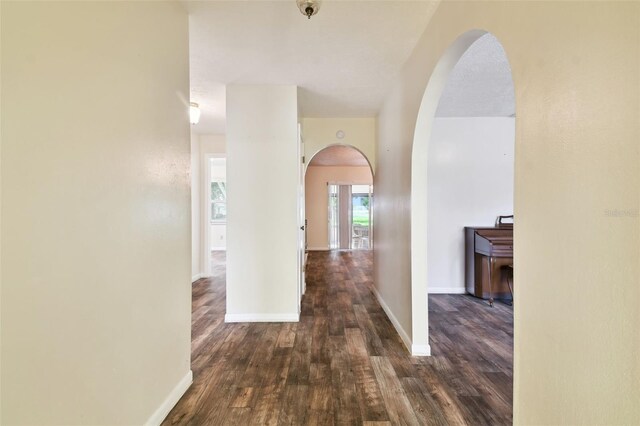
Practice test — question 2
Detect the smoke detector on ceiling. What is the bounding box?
[297,0,319,19]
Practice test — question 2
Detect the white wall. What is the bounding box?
[374,2,639,424]
[302,118,376,171]
[427,117,514,293]
[226,85,299,321]
[210,224,226,250]
[1,2,191,424]
[305,166,373,250]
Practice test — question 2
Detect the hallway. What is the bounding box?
[164,251,513,425]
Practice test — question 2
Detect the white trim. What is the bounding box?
[224,313,300,323]
[326,180,372,185]
[305,143,375,177]
[410,30,489,360]
[210,247,227,251]
[202,153,227,279]
[145,370,193,426]
[428,287,466,294]
[307,246,330,251]
[411,344,432,356]
[371,286,431,357]
[192,273,213,283]
[371,286,412,354]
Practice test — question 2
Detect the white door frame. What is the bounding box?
[201,153,226,278]
[297,123,305,311]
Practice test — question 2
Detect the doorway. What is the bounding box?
[304,145,373,252]
[411,30,517,355]
[205,155,227,276]
[328,184,372,250]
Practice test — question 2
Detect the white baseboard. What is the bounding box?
[225,313,300,323]
[307,247,329,251]
[371,286,413,353]
[193,273,213,283]
[428,287,466,294]
[371,286,431,357]
[145,369,192,426]
[411,344,432,356]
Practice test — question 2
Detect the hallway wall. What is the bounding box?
[1,2,191,424]
[427,117,514,293]
[226,85,299,321]
[191,133,225,280]
[374,2,639,424]
[302,118,377,171]
[305,166,372,250]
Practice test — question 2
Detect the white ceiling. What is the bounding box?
[187,0,438,134]
[435,33,515,117]
[308,145,370,167]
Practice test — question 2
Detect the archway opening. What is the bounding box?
[428,33,515,300]
[410,31,515,370]
[304,144,374,252]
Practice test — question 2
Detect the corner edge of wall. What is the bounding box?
[370,286,431,357]
[145,369,193,426]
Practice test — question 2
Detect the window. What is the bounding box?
[211,181,227,222]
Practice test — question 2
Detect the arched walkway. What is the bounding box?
[410,30,515,354]
[305,144,374,252]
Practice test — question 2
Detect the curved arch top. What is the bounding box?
[305,143,375,178]
[409,29,516,355]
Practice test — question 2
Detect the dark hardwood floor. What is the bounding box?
[163,250,513,425]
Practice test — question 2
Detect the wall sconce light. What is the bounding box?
[189,102,201,125]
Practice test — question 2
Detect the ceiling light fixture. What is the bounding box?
[297,0,319,19]
[189,102,201,125]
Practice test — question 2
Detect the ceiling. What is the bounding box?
[435,33,515,117]
[308,145,370,167]
[187,0,438,134]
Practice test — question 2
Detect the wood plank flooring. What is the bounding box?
[163,250,513,425]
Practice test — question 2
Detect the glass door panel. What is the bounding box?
[351,185,372,249]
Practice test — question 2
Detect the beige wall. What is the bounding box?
[200,133,226,155]
[1,2,191,424]
[226,85,300,321]
[374,1,639,424]
[305,166,373,250]
[302,118,376,171]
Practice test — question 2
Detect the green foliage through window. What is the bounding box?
[211,182,227,221]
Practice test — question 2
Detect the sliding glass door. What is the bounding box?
[328,184,339,249]
[328,184,373,250]
[351,185,371,249]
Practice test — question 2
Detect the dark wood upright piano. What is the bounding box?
[465,218,513,306]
